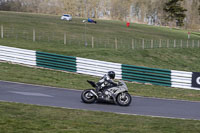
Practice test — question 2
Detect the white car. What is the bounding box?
[61,14,72,21]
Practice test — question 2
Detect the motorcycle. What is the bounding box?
[81,80,132,106]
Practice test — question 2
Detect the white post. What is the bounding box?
[115,38,117,50]
[84,22,87,47]
[1,25,3,39]
[198,40,200,48]
[92,36,94,48]
[64,32,66,45]
[151,40,153,49]
[181,40,183,48]
[142,39,144,49]
[132,39,134,50]
[174,40,176,48]
[167,39,169,48]
[33,29,35,42]
[187,40,189,48]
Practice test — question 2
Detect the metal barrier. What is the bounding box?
[0,45,199,90]
[122,64,171,86]
[171,70,193,89]
[0,45,36,65]
[36,51,76,72]
[76,57,122,79]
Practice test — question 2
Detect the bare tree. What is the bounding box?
[110,0,131,20]
[0,0,199,29]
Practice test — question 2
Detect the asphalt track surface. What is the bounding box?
[0,80,200,120]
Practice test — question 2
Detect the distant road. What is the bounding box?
[0,80,200,120]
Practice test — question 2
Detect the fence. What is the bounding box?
[1,25,200,50]
[1,45,200,90]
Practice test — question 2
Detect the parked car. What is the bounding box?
[61,14,72,21]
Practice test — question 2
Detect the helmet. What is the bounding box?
[108,71,115,79]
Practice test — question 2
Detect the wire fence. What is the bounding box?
[1,25,200,50]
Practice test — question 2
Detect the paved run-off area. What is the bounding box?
[0,80,200,120]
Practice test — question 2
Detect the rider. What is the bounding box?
[96,71,118,93]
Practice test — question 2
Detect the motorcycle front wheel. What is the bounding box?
[116,92,132,106]
[81,89,96,103]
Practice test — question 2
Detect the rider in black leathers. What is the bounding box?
[96,71,117,93]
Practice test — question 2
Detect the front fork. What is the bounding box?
[90,89,98,98]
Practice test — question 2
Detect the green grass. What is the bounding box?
[3,11,200,38]
[1,62,200,101]
[0,102,200,133]
[0,11,200,72]
[1,11,199,40]
[1,11,200,132]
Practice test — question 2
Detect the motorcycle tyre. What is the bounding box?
[81,89,96,103]
[116,92,132,106]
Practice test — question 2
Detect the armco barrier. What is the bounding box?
[36,51,76,72]
[0,45,36,66]
[76,57,122,79]
[0,45,200,90]
[171,70,194,89]
[122,64,171,86]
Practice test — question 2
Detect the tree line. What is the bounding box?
[0,0,199,29]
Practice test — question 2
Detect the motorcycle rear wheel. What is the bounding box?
[81,89,96,103]
[116,92,132,106]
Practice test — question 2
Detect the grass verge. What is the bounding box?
[0,101,200,133]
[1,62,200,101]
[0,11,199,40]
